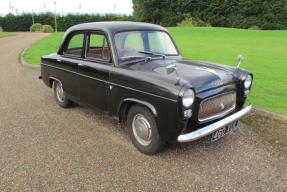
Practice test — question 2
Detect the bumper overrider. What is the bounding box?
[178,105,252,142]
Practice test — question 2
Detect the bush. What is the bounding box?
[178,14,211,27]
[261,23,284,30]
[178,14,193,27]
[248,25,261,30]
[192,17,211,27]
[42,25,54,33]
[30,23,42,32]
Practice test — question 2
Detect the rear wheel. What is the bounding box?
[127,105,166,155]
[53,80,72,108]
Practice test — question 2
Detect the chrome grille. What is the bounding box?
[198,92,236,122]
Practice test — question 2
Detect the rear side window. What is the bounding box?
[86,33,111,62]
[63,33,84,57]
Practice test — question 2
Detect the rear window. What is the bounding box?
[63,33,84,57]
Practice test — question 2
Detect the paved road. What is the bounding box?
[0,33,286,192]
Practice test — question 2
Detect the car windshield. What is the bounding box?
[115,31,178,62]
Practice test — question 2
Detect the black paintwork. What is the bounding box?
[41,21,252,142]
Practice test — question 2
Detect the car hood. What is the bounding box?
[124,59,236,93]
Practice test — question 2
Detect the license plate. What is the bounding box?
[210,121,238,142]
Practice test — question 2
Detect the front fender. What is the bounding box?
[118,98,158,119]
[116,97,186,143]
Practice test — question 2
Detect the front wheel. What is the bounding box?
[53,80,72,108]
[127,105,166,155]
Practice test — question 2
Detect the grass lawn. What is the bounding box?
[24,27,287,115]
[0,32,12,38]
[24,32,64,65]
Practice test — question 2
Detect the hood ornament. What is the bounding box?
[166,64,180,85]
[237,54,244,68]
[166,64,176,74]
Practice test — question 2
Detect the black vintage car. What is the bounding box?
[41,21,253,154]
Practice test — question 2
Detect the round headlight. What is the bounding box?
[244,75,252,89]
[182,89,195,108]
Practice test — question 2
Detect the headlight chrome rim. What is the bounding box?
[182,89,195,108]
[244,75,252,89]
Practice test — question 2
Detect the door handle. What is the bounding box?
[78,63,84,67]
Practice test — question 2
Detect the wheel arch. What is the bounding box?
[48,76,62,88]
[118,98,158,123]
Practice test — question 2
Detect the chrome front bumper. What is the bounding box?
[177,105,252,142]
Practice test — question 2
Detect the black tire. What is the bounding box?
[127,105,166,155]
[53,80,72,108]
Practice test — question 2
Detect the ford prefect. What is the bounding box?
[40,22,253,154]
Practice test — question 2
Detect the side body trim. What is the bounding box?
[43,63,177,102]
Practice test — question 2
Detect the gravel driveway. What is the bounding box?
[0,33,286,192]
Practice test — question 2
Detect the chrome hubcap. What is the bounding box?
[132,114,152,146]
[55,82,65,102]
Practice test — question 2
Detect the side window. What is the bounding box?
[63,33,84,57]
[86,33,110,62]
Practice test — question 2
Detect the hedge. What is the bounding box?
[133,0,287,30]
[0,13,135,32]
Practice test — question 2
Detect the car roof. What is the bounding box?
[65,21,167,35]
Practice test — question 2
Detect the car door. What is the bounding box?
[77,31,112,111]
[56,31,85,99]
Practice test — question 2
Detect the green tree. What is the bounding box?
[132,0,287,29]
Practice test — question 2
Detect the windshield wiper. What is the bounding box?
[120,56,145,61]
[120,52,166,65]
[139,51,166,59]
[120,51,166,62]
